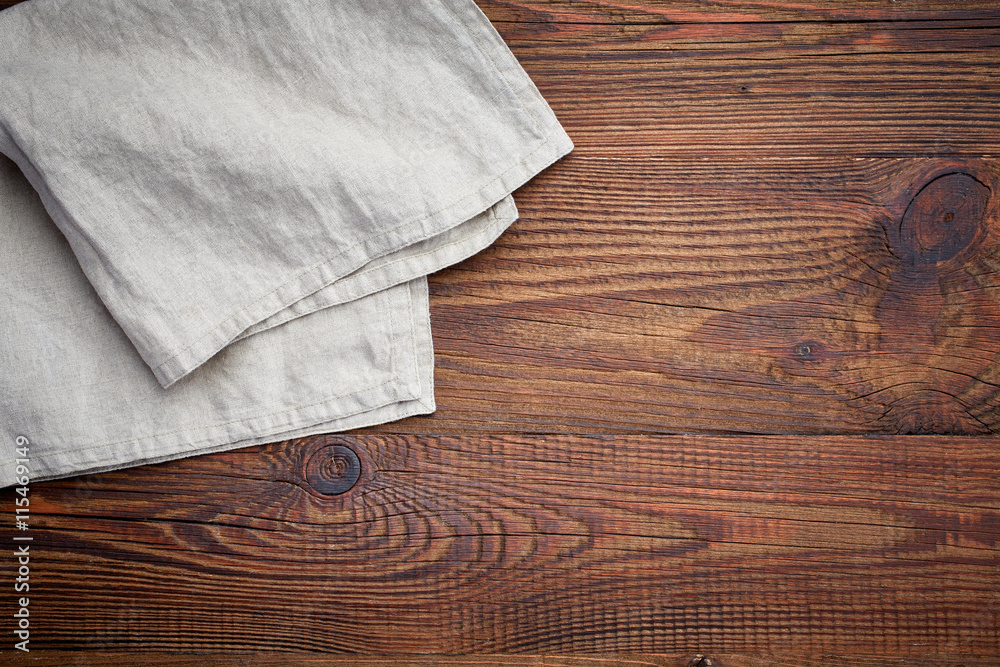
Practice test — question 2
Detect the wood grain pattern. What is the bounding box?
[2,655,999,667]
[478,0,1000,23]
[3,434,998,658]
[495,19,1000,157]
[359,157,1000,436]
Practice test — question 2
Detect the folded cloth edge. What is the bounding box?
[0,0,574,389]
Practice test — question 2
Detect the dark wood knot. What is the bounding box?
[899,172,990,264]
[305,444,361,496]
[687,656,720,667]
[793,339,823,362]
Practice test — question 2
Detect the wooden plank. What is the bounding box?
[357,157,1000,436]
[497,20,1000,157]
[478,0,1000,23]
[5,433,998,656]
[2,655,999,667]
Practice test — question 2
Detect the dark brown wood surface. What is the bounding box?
[405,157,1000,436]
[5,655,997,667]
[1,0,999,664]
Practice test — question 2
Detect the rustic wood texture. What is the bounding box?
[2,655,998,667]
[488,16,1000,157]
[479,0,1000,23]
[385,158,1000,436]
[4,434,1000,660]
[1,0,999,663]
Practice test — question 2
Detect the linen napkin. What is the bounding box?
[0,0,572,486]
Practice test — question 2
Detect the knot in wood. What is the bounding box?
[794,340,823,361]
[687,656,720,667]
[305,444,361,496]
[899,172,990,265]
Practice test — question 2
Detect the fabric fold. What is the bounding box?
[0,0,572,486]
[0,0,573,388]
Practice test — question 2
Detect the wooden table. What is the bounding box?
[2,1,998,664]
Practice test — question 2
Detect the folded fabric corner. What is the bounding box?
[0,0,572,486]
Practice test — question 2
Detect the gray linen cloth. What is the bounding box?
[0,0,572,487]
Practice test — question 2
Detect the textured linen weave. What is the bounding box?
[0,0,573,487]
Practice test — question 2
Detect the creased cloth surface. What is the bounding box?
[0,0,572,487]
